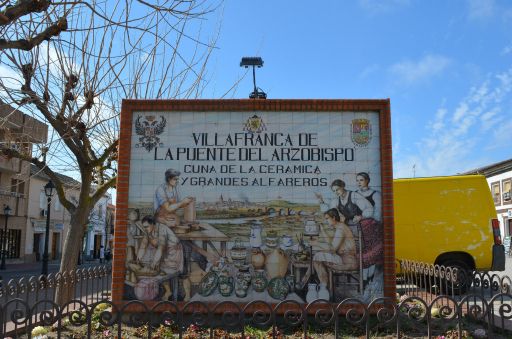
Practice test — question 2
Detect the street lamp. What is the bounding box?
[42,180,55,275]
[0,205,11,270]
[240,57,266,99]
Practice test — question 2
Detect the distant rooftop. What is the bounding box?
[463,158,512,177]
[30,164,81,187]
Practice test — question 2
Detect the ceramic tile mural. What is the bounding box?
[123,111,384,303]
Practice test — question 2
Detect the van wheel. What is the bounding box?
[438,259,472,295]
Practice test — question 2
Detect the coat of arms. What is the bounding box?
[351,118,371,147]
[243,114,266,133]
[134,115,166,152]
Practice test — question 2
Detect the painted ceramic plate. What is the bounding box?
[267,277,289,300]
[198,271,219,296]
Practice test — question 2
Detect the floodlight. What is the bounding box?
[239,56,266,99]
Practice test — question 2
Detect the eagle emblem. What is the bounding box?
[134,115,166,152]
[243,114,266,133]
[351,118,372,147]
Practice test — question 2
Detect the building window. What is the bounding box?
[39,191,46,209]
[10,179,24,197]
[491,181,501,205]
[503,179,512,203]
[55,198,61,211]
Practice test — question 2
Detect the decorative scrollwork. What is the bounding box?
[47,276,55,290]
[7,279,19,296]
[243,301,273,328]
[28,276,38,293]
[398,296,428,322]
[460,294,488,321]
[370,297,397,325]
[0,281,5,298]
[18,277,27,295]
[212,301,242,329]
[5,299,30,326]
[182,301,210,328]
[314,306,334,326]
[337,298,368,325]
[92,300,116,326]
[151,300,179,328]
[430,295,458,320]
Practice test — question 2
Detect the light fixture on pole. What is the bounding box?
[240,57,266,99]
[42,180,55,276]
[0,205,11,270]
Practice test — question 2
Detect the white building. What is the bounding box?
[25,165,81,262]
[1,102,47,263]
[465,159,512,238]
[84,192,112,260]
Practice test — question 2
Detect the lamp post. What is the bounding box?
[240,57,266,99]
[42,180,55,276]
[0,205,11,270]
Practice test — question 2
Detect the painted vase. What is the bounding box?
[251,248,266,269]
[250,221,263,248]
[237,265,252,284]
[318,283,330,300]
[306,283,318,303]
[218,276,234,297]
[265,247,289,279]
[231,238,248,261]
[252,269,268,292]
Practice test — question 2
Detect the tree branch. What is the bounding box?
[0,17,67,51]
[90,175,116,207]
[0,0,51,26]
[1,147,76,212]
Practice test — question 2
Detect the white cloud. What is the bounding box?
[389,55,451,85]
[491,120,512,149]
[359,64,380,80]
[394,67,512,177]
[467,0,496,20]
[358,0,411,14]
[502,44,512,55]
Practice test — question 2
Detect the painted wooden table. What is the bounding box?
[175,223,230,257]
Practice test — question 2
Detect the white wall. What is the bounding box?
[485,171,512,238]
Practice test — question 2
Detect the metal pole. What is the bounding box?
[252,65,257,95]
[0,213,8,270]
[42,195,51,275]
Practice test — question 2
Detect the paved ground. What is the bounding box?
[0,259,108,282]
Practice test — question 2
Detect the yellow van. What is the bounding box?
[394,175,505,275]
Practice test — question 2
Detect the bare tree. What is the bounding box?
[0,0,221,304]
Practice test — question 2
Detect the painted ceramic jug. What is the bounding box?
[318,283,330,300]
[218,276,234,297]
[236,265,252,284]
[250,221,263,248]
[306,283,318,303]
[252,269,268,292]
[265,247,289,279]
[251,247,266,269]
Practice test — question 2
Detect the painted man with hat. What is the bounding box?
[154,168,195,227]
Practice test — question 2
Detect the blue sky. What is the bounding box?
[205,0,512,178]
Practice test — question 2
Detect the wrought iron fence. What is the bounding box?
[2,261,512,338]
[0,264,111,306]
[1,296,512,338]
[398,259,512,302]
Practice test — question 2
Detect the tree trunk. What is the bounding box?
[55,210,89,306]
